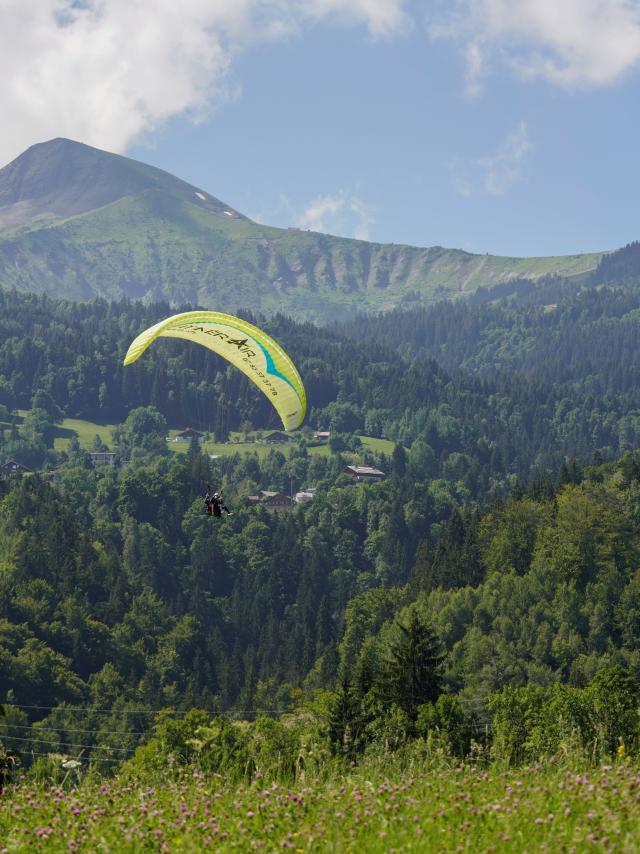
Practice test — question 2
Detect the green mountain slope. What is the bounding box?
[0,139,603,321]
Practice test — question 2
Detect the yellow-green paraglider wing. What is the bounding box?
[123,311,306,430]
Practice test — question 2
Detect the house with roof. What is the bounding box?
[262,431,294,444]
[344,464,386,483]
[90,451,117,467]
[0,460,33,477]
[172,428,204,442]
[245,490,295,512]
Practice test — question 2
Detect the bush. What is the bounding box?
[416,695,472,757]
[0,744,19,785]
[489,666,640,765]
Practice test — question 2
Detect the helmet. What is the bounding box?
[214,493,220,499]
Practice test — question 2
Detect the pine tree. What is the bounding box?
[327,676,364,759]
[378,608,444,721]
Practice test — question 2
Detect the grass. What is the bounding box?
[167,432,395,459]
[360,436,395,454]
[15,411,397,460]
[0,182,605,320]
[52,418,117,453]
[1,762,638,851]
[14,411,117,453]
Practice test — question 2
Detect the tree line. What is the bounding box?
[1,441,640,772]
[2,279,640,775]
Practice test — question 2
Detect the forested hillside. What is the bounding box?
[1,437,640,770]
[3,288,640,480]
[2,285,640,779]
[343,282,640,406]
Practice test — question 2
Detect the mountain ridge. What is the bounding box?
[0,138,606,321]
[0,137,246,231]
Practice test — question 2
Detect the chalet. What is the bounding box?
[263,431,294,444]
[245,490,295,512]
[90,451,116,467]
[294,488,316,504]
[314,431,331,441]
[344,465,386,483]
[173,428,204,442]
[0,460,32,476]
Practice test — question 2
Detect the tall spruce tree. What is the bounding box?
[378,607,444,721]
[327,676,364,759]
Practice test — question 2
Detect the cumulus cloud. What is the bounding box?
[303,0,410,36]
[290,190,376,239]
[430,0,640,91]
[451,121,531,196]
[0,0,409,165]
[479,120,530,194]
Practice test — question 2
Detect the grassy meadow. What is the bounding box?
[52,418,117,453]
[1,761,638,852]
[15,410,396,461]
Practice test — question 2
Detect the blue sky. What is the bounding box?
[3,1,640,257]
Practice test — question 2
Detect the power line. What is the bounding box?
[5,703,292,716]
[6,750,124,770]
[0,733,137,755]
[1,723,150,737]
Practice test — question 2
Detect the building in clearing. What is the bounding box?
[90,451,116,467]
[344,465,385,483]
[263,431,294,444]
[173,428,204,442]
[294,488,316,504]
[245,491,295,512]
[0,460,32,477]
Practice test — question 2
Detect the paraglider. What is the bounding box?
[123,310,306,431]
[204,486,232,518]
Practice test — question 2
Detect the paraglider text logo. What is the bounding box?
[186,326,279,397]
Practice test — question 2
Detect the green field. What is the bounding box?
[42,416,396,459]
[14,411,118,453]
[52,418,118,452]
[0,155,604,322]
[1,761,638,851]
[170,432,395,459]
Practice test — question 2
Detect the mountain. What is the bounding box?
[0,139,603,321]
[0,138,247,230]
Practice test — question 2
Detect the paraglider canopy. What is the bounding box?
[123,311,306,431]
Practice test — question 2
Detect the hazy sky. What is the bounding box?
[2,1,640,256]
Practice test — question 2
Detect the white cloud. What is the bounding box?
[429,0,640,91]
[451,121,531,196]
[449,158,474,197]
[303,0,410,36]
[294,190,376,239]
[479,120,530,194]
[0,0,409,166]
